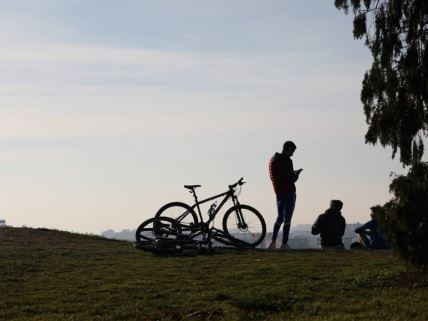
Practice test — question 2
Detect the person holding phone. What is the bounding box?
[268,141,303,249]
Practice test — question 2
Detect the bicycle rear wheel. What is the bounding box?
[222,204,266,247]
[154,202,198,226]
[135,217,181,245]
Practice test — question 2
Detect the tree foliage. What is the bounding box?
[374,162,428,271]
[335,0,428,165]
[336,0,428,271]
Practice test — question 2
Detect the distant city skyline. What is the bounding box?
[102,222,364,249]
[1,1,405,234]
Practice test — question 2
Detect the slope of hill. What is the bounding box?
[0,227,427,321]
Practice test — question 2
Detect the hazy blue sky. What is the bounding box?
[1,0,405,234]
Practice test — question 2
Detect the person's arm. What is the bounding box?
[312,215,322,235]
[355,221,371,234]
[293,168,303,184]
[286,159,299,183]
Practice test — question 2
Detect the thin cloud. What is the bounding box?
[0,43,364,89]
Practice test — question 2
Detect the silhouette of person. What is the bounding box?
[311,200,346,250]
[268,141,303,249]
[353,206,389,250]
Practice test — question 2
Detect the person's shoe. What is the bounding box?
[280,243,291,250]
[267,241,276,249]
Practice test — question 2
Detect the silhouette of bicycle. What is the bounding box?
[136,178,266,251]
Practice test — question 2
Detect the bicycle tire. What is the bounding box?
[222,204,266,248]
[154,202,198,226]
[135,216,181,245]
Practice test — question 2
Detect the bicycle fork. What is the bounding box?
[235,208,248,230]
[232,197,248,230]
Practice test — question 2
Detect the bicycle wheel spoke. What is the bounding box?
[223,205,266,247]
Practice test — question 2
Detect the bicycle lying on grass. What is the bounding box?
[135,178,266,253]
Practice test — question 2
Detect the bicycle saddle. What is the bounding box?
[184,185,201,190]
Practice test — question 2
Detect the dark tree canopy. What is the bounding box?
[335,0,428,165]
[374,162,428,271]
[336,0,428,271]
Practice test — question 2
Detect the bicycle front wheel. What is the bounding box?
[222,204,266,247]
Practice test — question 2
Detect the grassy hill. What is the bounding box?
[0,227,427,321]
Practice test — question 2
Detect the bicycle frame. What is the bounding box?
[175,186,249,250]
[162,178,251,245]
[187,188,240,225]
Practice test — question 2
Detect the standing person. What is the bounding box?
[268,141,303,249]
[311,200,346,250]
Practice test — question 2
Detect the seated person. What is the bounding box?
[311,200,346,250]
[353,206,389,250]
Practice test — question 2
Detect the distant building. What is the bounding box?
[288,237,309,249]
[0,219,7,228]
[101,229,134,241]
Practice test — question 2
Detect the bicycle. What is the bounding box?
[135,178,266,251]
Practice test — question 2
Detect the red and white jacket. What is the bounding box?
[269,152,298,194]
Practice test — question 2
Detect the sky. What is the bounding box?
[0,0,406,234]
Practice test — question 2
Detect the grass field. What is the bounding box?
[0,227,427,321]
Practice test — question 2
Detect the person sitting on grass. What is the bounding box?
[311,200,346,250]
[353,206,389,250]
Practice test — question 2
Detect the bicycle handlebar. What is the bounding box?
[229,177,245,189]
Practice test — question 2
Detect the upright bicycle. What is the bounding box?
[135,178,266,251]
